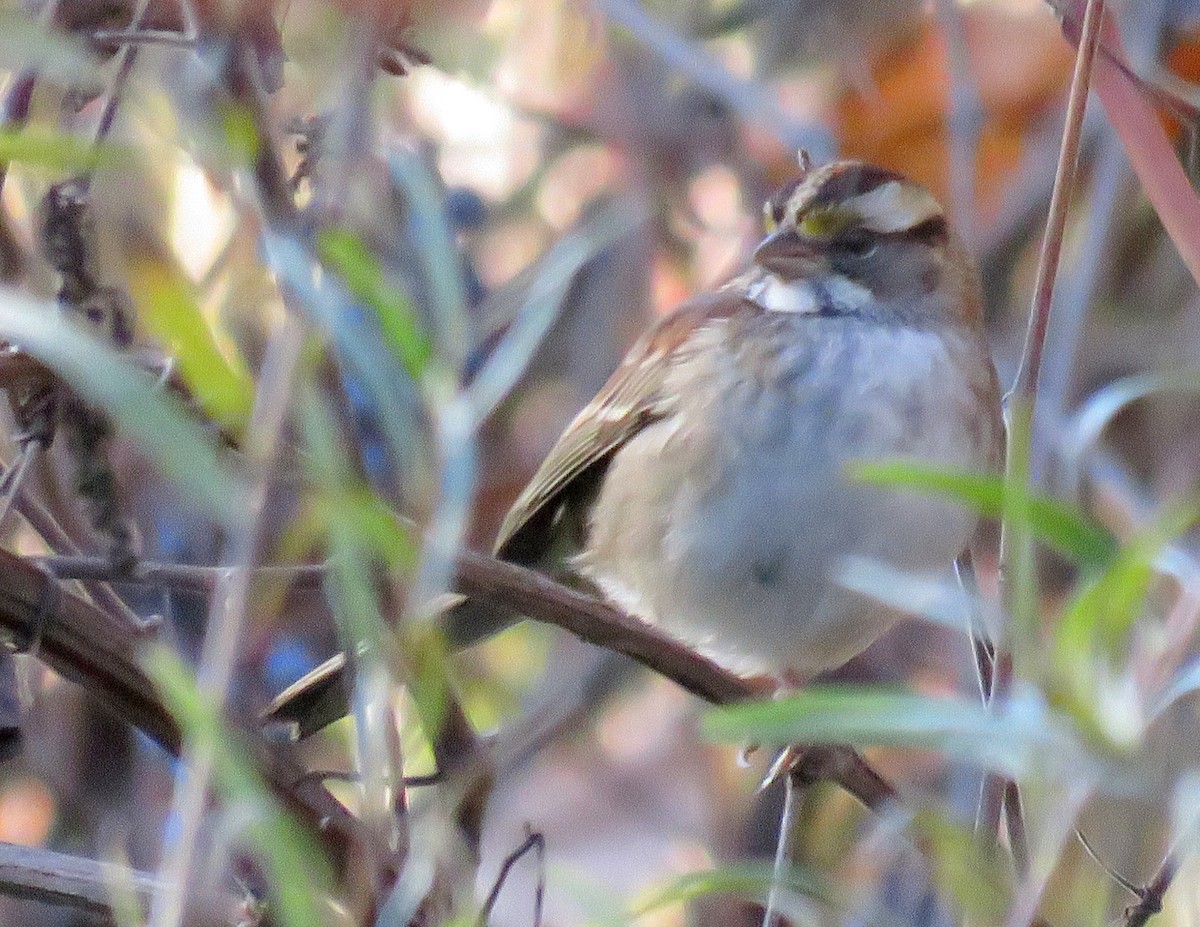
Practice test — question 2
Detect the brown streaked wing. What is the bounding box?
[494,287,751,562]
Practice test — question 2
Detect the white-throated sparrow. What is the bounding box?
[266,158,1003,735]
[482,157,1003,675]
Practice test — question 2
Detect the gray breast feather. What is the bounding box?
[577,316,990,675]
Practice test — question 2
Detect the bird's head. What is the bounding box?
[752,159,979,323]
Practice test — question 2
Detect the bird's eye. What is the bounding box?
[839,230,877,258]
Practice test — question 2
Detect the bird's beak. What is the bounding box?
[753,228,820,277]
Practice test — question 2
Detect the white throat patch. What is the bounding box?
[747,274,873,315]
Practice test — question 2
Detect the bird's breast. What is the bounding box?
[579,315,1000,674]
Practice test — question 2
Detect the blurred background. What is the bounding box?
[2,0,1200,924]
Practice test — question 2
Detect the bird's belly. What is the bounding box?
[578,324,993,675]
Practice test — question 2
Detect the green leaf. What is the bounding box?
[0,128,129,173]
[145,646,331,927]
[316,228,432,379]
[1054,496,1200,723]
[703,687,1079,779]
[218,103,261,164]
[849,459,1117,568]
[262,232,428,480]
[126,257,255,432]
[631,862,830,917]
[0,289,248,526]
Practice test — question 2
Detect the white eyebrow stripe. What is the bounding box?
[848,181,943,233]
[783,164,838,226]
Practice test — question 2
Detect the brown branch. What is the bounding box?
[264,549,898,812]
[0,548,363,871]
[0,841,247,926]
[1124,854,1177,927]
[453,549,776,706]
[478,828,544,927]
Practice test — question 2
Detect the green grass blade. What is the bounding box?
[0,128,129,172]
[631,861,830,916]
[703,687,1081,780]
[849,459,1117,568]
[316,228,432,380]
[127,258,255,432]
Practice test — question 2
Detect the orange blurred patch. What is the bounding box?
[0,777,56,846]
[1167,29,1200,82]
[1162,30,1200,141]
[833,5,1073,229]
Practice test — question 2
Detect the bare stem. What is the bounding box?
[989,0,1105,883]
[478,828,545,927]
[0,440,38,533]
[148,317,307,927]
[1010,0,1106,400]
[763,767,807,927]
[36,554,326,593]
[1124,854,1178,927]
[90,0,154,153]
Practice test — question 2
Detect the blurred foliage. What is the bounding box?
[0,1,1198,926]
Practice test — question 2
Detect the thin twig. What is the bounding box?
[91,29,196,48]
[0,440,38,534]
[0,0,61,197]
[478,828,545,927]
[1000,781,1092,927]
[1124,854,1178,927]
[90,0,154,153]
[1003,781,1029,875]
[1078,825,1179,927]
[35,553,326,594]
[1010,0,1106,399]
[13,487,146,633]
[1075,828,1142,896]
[955,548,1008,841]
[763,767,806,927]
[989,0,1106,884]
[0,547,362,863]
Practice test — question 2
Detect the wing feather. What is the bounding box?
[495,287,750,562]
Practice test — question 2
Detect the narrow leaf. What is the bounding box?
[703,687,1079,779]
[316,228,432,379]
[0,128,128,172]
[632,862,830,915]
[127,257,255,431]
[849,460,1117,567]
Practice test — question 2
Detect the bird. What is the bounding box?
[264,157,1003,736]
[483,156,1003,675]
